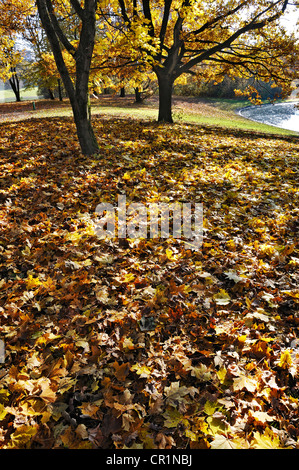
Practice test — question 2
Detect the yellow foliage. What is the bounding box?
[278,350,293,369]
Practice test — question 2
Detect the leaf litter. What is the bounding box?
[0,115,298,449]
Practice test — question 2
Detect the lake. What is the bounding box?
[239,101,299,133]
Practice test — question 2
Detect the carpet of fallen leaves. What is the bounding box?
[0,115,299,450]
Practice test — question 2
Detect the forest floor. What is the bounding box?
[0,101,298,449]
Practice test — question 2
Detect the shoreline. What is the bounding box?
[237,100,299,134]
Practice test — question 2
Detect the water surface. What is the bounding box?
[239,101,299,132]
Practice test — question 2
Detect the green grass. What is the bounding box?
[175,110,297,135]
[179,98,298,136]
[89,100,298,136]
[96,98,298,136]
[0,87,39,102]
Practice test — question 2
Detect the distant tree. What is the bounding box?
[22,52,67,101]
[0,0,34,101]
[8,66,21,102]
[0,45,23,102]
[175,74,283,101]
[21,14,61,100]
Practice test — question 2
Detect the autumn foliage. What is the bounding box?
[0,115,298,449]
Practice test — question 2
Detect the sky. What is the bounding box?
[280,5,299,35]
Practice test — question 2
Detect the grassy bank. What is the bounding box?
[170,97,298,136]
[0,95,298,137]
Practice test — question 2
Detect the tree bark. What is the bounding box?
[134,87,143,103]
[57,78,63,101]
[156,72,174,123]
[48,88,55,100]
[9,68,21,102]
[72,100,99,155]
[120,86,125,97]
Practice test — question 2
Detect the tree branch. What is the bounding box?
[69,0,84,19]
[190,1,249,36]
[178,8,288,76]
[159,0,172,50]
[118,0,131,26]
[45,0,77,55]
[36,0,75,100]
[142,0,154,36]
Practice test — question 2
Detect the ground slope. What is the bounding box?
[0,116,298,449]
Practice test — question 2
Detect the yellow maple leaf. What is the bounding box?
[238,334,247,344]
[233,375,257,393]
[204,400,219,416]
[216,367,227,384]
[213,289,231,305]
[36,377,57,403]
[165,248,178,261]
[121,337,135,351]
[252,428,283,449]
[0,403,7,420]
[42,276,56,291]
[9,425,37,448]
[131,364,152,378]
[251,339,272,359]
[163,407,189,428]
[210,435,236,449]
[278,350,292,369]
[79,402,100,418]
[26,274,42,290]
[185,429,197,442]
[123,172,131,181]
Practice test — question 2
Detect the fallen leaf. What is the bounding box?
[233,375,257,393]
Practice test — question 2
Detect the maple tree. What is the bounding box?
[22,52,61,100]
[107,0,298,122]
[36,0,100,155]
[0,52,23,103]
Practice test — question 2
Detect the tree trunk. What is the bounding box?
[74,117,99,156]
[9,68,21,102]
[120,86,125,97]
[156,73,174,123]
[71,94,99,156]
[57,78,63,101]
[48,88,55,100]
[134,87,143,103]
